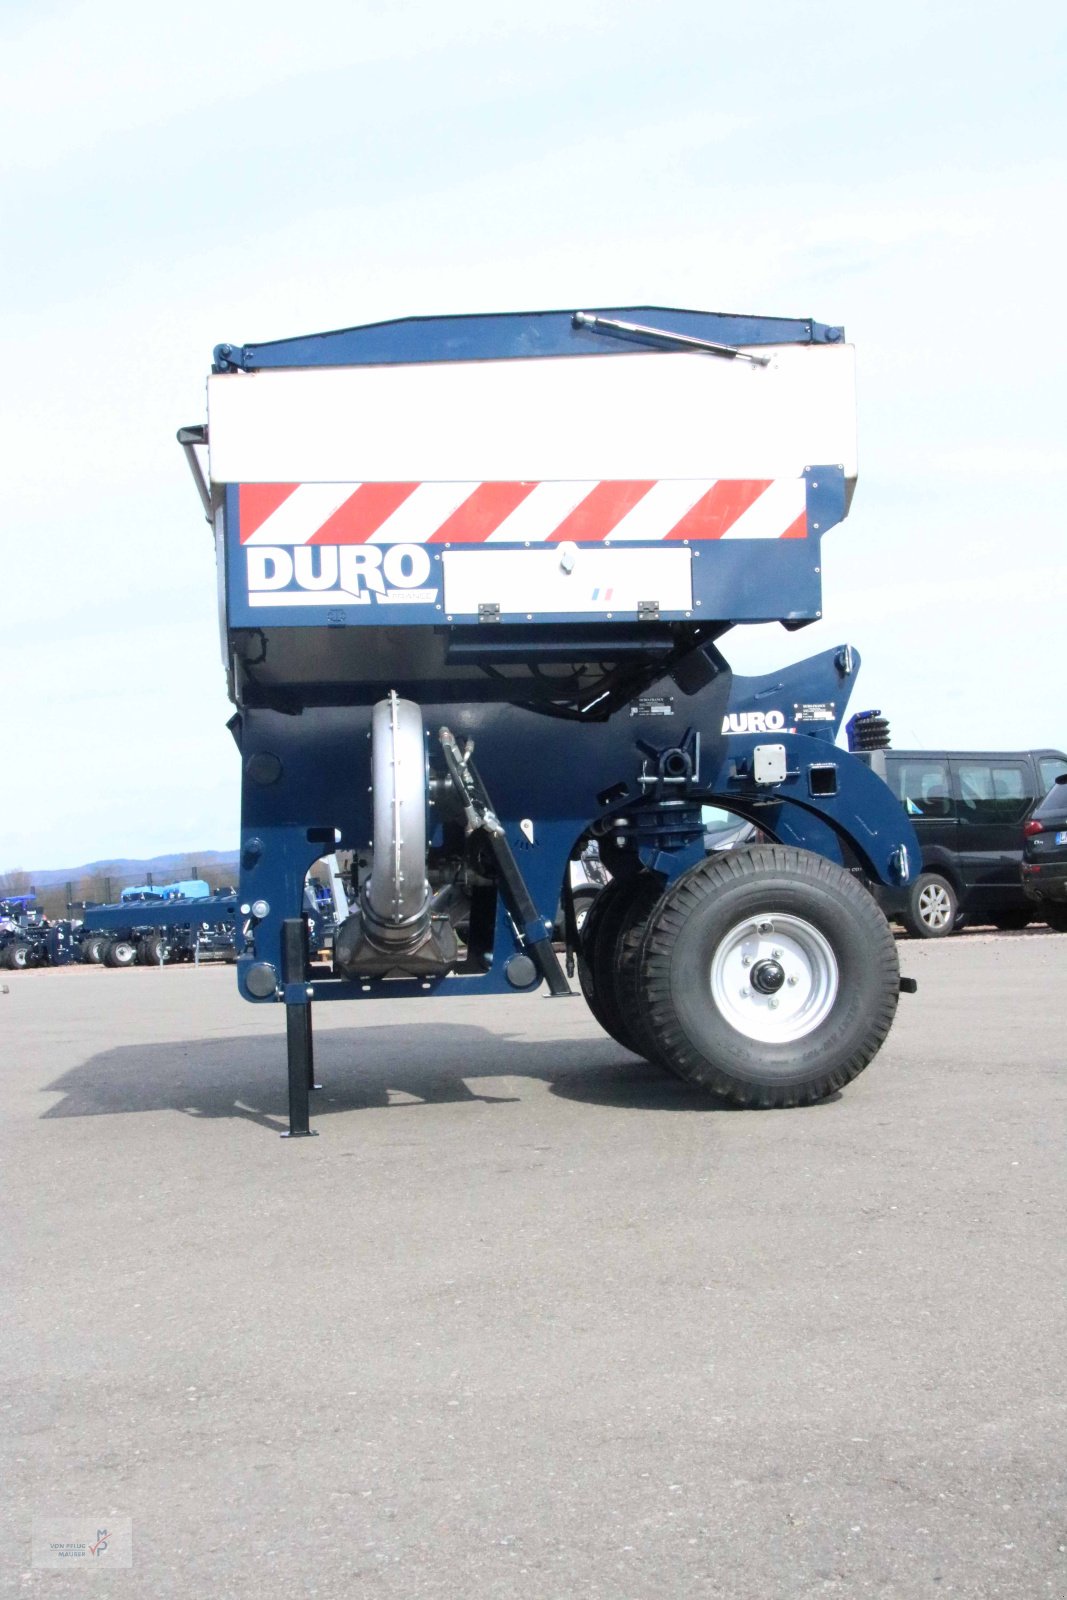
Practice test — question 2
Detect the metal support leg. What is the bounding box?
[283,1004,315,1137]
[281,916,318,1139]
[303,1005,320,1091]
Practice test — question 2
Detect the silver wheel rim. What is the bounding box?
[710,913,839,1043]
[917,882,952,929]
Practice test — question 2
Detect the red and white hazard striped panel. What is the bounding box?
[237,480,808,547]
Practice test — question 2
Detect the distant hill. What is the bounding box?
[26,850,239,890]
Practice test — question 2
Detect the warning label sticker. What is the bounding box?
[630,695,676,718]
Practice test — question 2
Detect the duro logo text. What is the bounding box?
[721,711,787,733]
[246,543,435,603]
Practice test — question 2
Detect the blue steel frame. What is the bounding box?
[223,469,844,632]
[213,304,845,373]
[201,305,915,1134]
[232,644,915,1010]
[81,894,237,936]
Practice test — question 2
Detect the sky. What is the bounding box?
[3,0,1065,871]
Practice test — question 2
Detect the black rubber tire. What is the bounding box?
[1042,905,1067,933]
[142,935,167,965]
[991,909,1031,932]
[80,934,107,964]
[575,876,622,1036]
[636,845,901,1107]
[577,874,662,1053]
[104,938,137,968]
[902,872,958,939]
[605,876,672,1067]
[134,938,153,965]
[554,885,604,943]
[4,941,30,970]
[572,887,600,935]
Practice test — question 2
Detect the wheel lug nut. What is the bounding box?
[739,987,749,997]
[787,975,798,986]
[741,955,751,966]
[768,998,779,1009]
[772,947,783,958]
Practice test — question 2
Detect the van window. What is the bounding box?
[1034,775,1067,820]
[1038,756,1067,792]
[701,805,739,836]
[956,762,1031,824]
[887,758,953,819]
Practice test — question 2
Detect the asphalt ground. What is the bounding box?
[3,930,1065,1599]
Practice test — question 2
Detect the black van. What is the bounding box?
[856,748,1067,936]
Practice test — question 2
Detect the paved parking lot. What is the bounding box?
[3,931,1065,1598]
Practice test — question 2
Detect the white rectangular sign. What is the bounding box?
[442,546,692,616]
[208,345,856,486]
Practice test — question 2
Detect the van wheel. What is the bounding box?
[572,887,600,935]
[903,873,958,938]
[636,846,900,1106]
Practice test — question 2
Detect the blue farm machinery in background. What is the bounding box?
[74,866,345,968]
[2,870,346,972]
[0,898,75,970]
[77,882,239,967]
[0,882,240,970]
[180,304,918,1137]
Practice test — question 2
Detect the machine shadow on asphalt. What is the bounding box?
[39,1021,841,1134]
